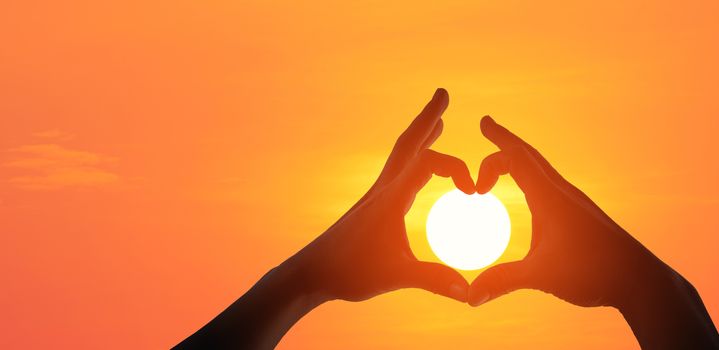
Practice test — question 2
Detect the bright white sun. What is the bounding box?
[426,189,511,271]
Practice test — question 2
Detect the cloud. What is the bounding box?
[31,129,75,141]
[3,143,119,190]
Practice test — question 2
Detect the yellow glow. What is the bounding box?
[426,190,511,271]
[4,1,718,348]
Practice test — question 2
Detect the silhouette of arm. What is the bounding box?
[173,262,326,349]
[619,267,719,349]
[174,89,473,349]
[468,116,719,349]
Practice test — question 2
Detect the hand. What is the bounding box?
[468,116,719,349]
[176,89,476,350]
[284,88,475,303]
[468,116,662,308]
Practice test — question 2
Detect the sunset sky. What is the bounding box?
[2,1,718,348]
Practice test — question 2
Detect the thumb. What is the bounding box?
[468,260,532,306]
[401,261,469,302]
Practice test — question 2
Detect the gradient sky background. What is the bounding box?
[2,1,718,348]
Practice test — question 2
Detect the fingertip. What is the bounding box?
[457,179,477,195]
[448,280,469,303]
[435,89,449,112]
[468,287,491,307]
[476,152,507,193]
[462,187,477,195]
[480,115,504,148]
[468,260,530,306]
[475,175,491,193]
[410,261,469,303]
[419,88,449,118]
[481,115,509,147]
[476,184,491,195]
[475,175,498,195]
[468,275,491,306]
[456,162,477,195]
[434,87,448,100]
[480,115,495,133]
[432,88,449,110]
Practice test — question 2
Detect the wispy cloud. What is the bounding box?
[3,143,119,190]
[31,129,75,141]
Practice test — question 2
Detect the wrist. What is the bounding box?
[614,254,676,311]
[274,254,335,308]
[615,260,679,314]
[176,257,330,349]
[615,261,719,349]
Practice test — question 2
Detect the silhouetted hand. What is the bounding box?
[287,134,475,302]
[469,116,719,349]
[176,89,475,349]
[284,88,474,303]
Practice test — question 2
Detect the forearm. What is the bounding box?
[618,265,719,349]
[174,261,327,349]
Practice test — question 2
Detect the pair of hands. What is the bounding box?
[177,88,718,349]
[289,88,663,310]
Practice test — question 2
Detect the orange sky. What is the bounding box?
[1,1,718,348]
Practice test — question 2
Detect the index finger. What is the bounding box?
[421,150,476,195]
[481,115,568,186]
[389,150,476,211]
[475,148,549,200]
[330,90,450,230]
[477,117,554,199]
[480,115,524,150]
[373,89,449,190]
[401,88,450,152]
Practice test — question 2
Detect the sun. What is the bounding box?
[426,189,511,271]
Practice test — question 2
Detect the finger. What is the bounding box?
[520,143,604,212]
[476,151,510,194]
[388,88,449,165]
[387,150,475,213]
[468,260,533,306]
[419,118,443,151]
[372,89,449,191]
[421,150,476,194]
[401,261,469,302]
[478,117,554,197]
[480,115,523,151]
[396,149,476,198]
[399,88,449,154]
[476,148,549,200]
[481,116,568,188]
[481,116,601,209]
